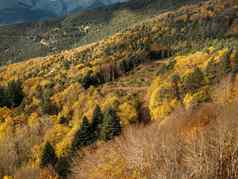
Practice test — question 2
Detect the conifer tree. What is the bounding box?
[100,107,121,141]
[40,142,57,168]
[6,80,24,107]
[0,80,24,108]
[72,116,93,150]
[55,157,70,177]
[223,55,232,74]
[0,87,5,107]
[91,105,103,140]
[40,88,53,114]
[232,51,238,74]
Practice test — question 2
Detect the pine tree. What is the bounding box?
[40,88,53,114]
[72,116,93,150]
[40,142,57,168]
[223,52,232,74]
[55,157,70,177]
[232,50,238,74]
[100,107,121,141]
[6,80,24,107]
[0,87,5,107]
[1,80,24,108]
[91,105,103,141]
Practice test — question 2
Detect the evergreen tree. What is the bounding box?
[223,55,232,74]
[6,80,24,107]
[55,157,71,177]
[0,87,5,107]
[100,107,121,141]
[40,142,57,168]
[205,60,217,84]
[72,116,93,150]
[232,51,238,74]
[0,80,24,108]
[91,105,103,141]
[40,88,52,114]
[80,71,98,89]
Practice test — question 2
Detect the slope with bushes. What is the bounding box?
[0,0,238,178]
[0,0,204,65]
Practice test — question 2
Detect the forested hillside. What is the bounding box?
[0,0,238,178]
[0,0,202,66]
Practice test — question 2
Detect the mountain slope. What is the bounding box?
[0,0,238,178]
[0,0,128,25]
[0,0,205,66]
[0,7,57,25]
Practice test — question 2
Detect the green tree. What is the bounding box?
[171,74,183,106]
[55,157,71,177]
[6,80,24,107]
[0,86,5,107]
[40,88,58,114]
[0,80,24,108]
[80,71,98,89]
[91,105,103,141]
[232,50,238,74]
[223,54,232,74]
[100,107,121,141]
[72,116,93,150]
[40,142,57,168]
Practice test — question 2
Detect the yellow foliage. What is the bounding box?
[3,176,13,179]
[55,137,73,158]
[118,102,138,125]
[27,112,40,127]
[44,124,70,146]
[0,107,12,119]
[102,95,120,110]
[174,52,209,74]
[149,48,232,120]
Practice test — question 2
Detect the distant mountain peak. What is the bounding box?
[0,0,129,25]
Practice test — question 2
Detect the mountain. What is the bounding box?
[0,7,57,25]
[89,0,106,9]
[0,0,238,178]
[0,0,128,25]
[0,0,200,66]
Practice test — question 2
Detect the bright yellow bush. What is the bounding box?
[118,102,138,125]
[44,124,70,146]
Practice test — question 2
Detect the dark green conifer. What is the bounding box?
[223,53,232,74]
[91,105,103,140]
[6,80,24,107]
[72,116,93,150]
[55,157,71,177]
[40,142,57,168]
[100,107,121,141]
